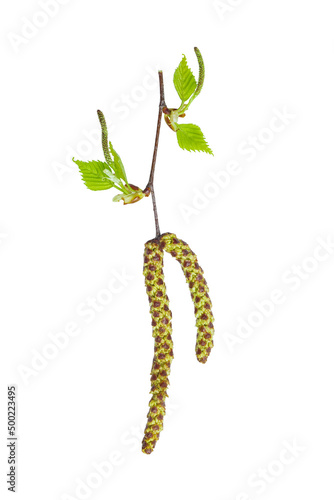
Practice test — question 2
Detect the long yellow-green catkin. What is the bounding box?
[142,232,214,454]
[161,233,214,364]
[142,238,173,454]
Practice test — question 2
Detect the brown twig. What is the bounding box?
[145,71,167,238]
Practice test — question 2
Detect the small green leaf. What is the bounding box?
[176,48,206,115]
[173,55,197,102]
[103,169,120,185]
[112,193,124,202]
[176,124,213,155]
[109,142,128,183]
[73,159,115,191]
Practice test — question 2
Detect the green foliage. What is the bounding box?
[73,125,138,198]
[73,159,115,191]
[173,55,197,102]
[168,48,213,155]
[108,141,128,183]
[73,153,145,203]
[176,124,213,155]
[73,48,213,201]
[173,47,206,115]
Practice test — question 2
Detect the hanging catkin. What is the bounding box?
[142,233,214,454]
[161,233,214,363]
[142,238,173,455]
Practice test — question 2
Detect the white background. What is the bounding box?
[1,0,334,499]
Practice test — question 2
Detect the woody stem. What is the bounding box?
[145,71,167,238]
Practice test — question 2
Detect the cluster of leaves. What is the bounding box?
[73,111,145,204]
[166,47,213,155]
[73,145,144,203]
[73,47,213,200]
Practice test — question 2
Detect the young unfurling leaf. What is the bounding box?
[173,55,197,102]
[108,141,128,183]
[176,123,213,155]
[73,159,115,191]
[103,169,122,185]
[174,47,205,115]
